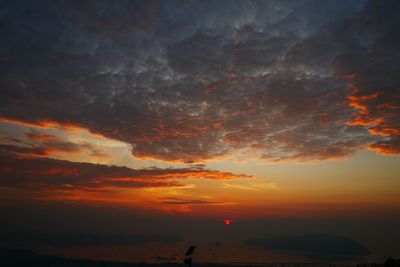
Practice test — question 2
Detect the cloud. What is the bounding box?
[0,127,112,160]
[368,139,400,155]
[26,132,57,141]
[222,182,278,191]
[160,197,229,206]
[331,0,400,157]
[0,145,250,192]
[158,196,234,214]
[24,131,82,156]
[0,0,398,163]
[246,234,370,256]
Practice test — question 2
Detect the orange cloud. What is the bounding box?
[346,85,381,127]
[368,141,400,156]
[157,197,234,214]
[26,132,58,141]
[0,145,251,203]
[346,84,400,156]
[0,117,81,132]
[0,117,105,138]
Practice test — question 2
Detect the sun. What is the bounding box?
[223,219,232,225]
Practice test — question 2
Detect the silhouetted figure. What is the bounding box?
[184,246,196,267]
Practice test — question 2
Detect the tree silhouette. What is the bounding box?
[384,257,400,267]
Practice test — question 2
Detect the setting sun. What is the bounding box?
[224,219,232,225]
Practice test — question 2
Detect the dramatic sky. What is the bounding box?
[0,0,399,264]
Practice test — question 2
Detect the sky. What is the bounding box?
[0,0,399,264]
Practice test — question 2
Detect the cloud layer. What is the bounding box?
[0,145,250,193]
[0,0,399,162]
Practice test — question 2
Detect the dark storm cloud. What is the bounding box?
[246,234,370,256]
[0,146,250,191]
[0,0,398,162]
